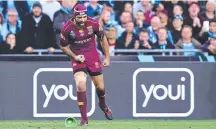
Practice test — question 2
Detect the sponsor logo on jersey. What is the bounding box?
[70,31,76,39]
[95,62,99,68]
[74,38,91,44]
[79,30,85,36]
[87,26,93,35]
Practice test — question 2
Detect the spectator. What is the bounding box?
[144,2,155,25]
[0,33,20,54]
[21,1,56,54]
[134,10,149,34]
[99,24,121,56]
[153,27,174,53]
[161,0,185,18]
[0,13,4,43]
[147,16,161,44]
[200,1,216,22]
[98,10,111,28]
[103,1,116,22]
[173,5,184,17]
[112,1,133,17]
[199,19,216,44]
[116,22,138,51]
[1,9,22,41]
[154,3,165,16]
[133,0,151,18]
[84,0,103,19]
[171,15,184,43]
[184,2,202,38]
[124,2,133,15]
[1,1,29,21]
[116,11,133,37]
[202,34,216,55]
[157,10,171,29]
[27,0,39,11]
[53,0,77,46]
[175,25,201,56]
[135,29,152,50]
[40,0,61,21]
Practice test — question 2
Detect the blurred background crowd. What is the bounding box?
[0,0,216,56]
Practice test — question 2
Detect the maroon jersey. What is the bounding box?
[60,17,104,73]
[60,16,103,54]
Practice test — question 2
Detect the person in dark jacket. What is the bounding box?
[0,33,20,54]
[201,34,216,55]
[20,1,56,54]
[153,27,174,55]
[53,0,77,46]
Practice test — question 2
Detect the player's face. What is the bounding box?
[75,15,87,27]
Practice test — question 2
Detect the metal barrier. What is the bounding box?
[33,49,206,56]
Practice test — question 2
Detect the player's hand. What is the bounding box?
[103,58,110,67]
[74,55,85,63]
[25,47,34,53]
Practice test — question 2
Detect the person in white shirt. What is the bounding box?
[40,0,61,21]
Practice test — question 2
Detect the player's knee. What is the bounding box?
[74,76,86,91]
[76,81,86,91]
[96,85,104,91]
[95,82,105,90]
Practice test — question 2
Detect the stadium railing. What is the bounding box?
[31,49,207,56]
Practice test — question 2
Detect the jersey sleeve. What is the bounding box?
[60,29,70,47]
[94,22,104,41]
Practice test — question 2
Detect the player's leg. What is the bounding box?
[90,72,113,120]
[73,70,88,125]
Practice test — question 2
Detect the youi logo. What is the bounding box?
[33,68,96,118]
[133,68,194,117]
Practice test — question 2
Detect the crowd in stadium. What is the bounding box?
[0,0,216,56]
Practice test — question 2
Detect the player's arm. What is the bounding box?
[60,45,77,59]
[100,35,110,59]
[96,24,110,59]
[95,24,110,66]
[59,32,84,62]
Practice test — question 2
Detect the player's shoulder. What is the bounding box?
[61,19,75,32]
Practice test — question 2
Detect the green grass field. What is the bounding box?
[0,120,215,129]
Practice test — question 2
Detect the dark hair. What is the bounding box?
[137,10,144,13]
[5,33,16,40]
[182,25,193,31]
[140,28,148,34]
[210,19,216,24]
[157,27,167,33]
